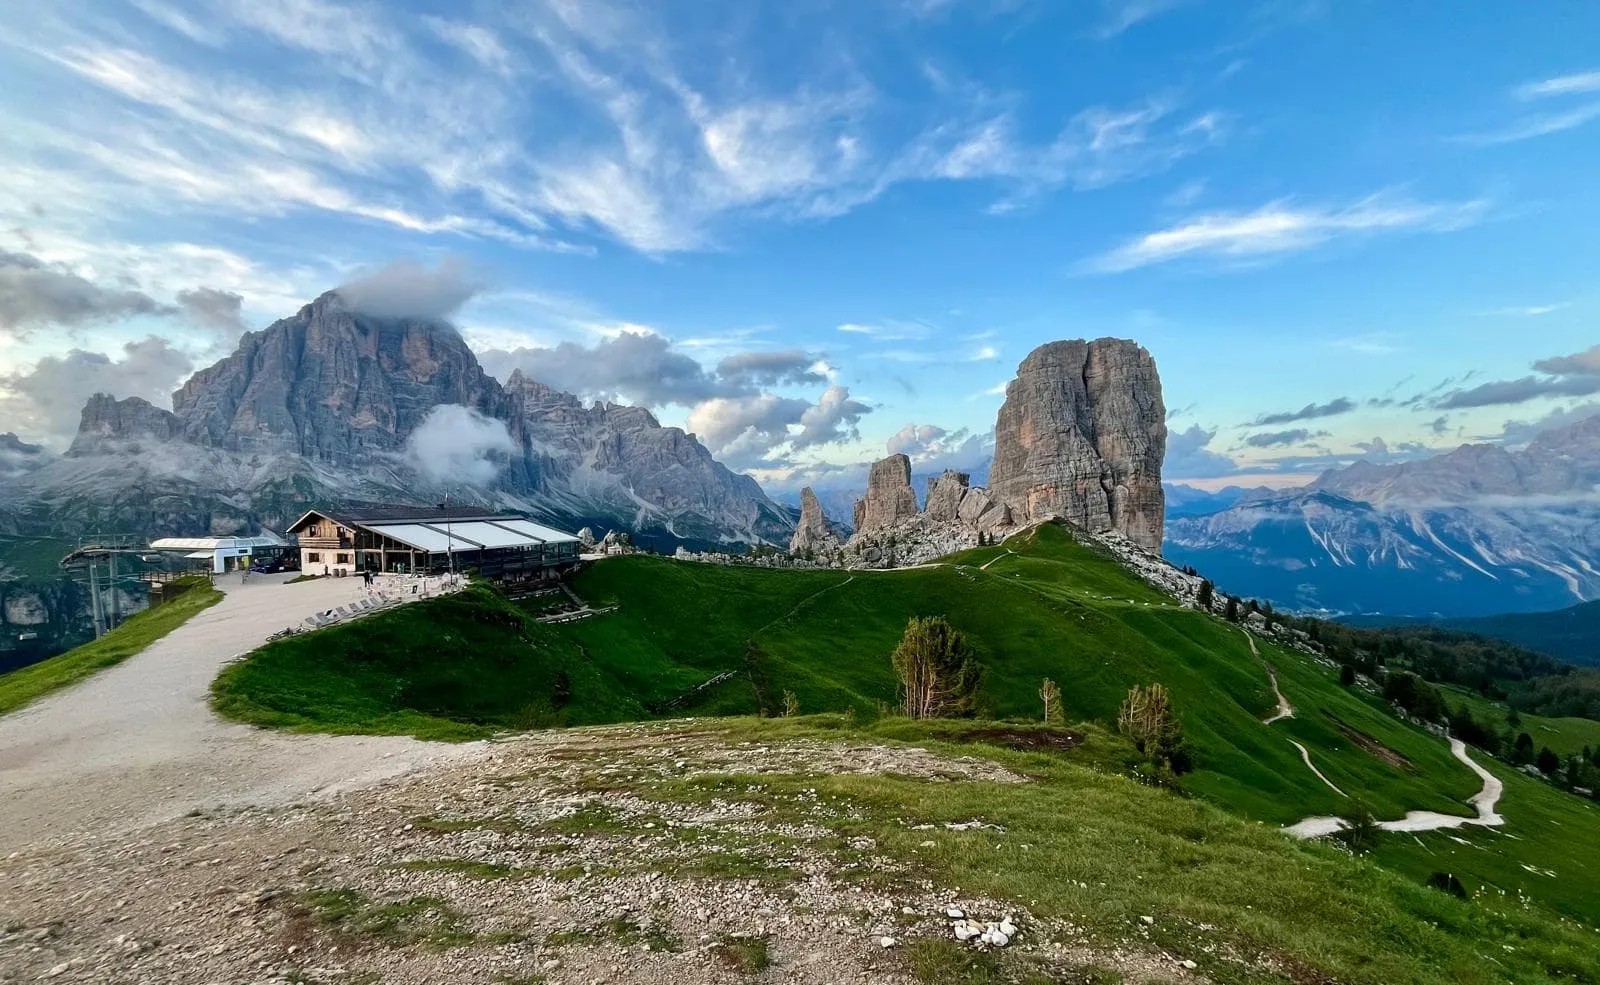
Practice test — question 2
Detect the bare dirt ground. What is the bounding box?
[0,724,1203,985]
[0,572,483,854]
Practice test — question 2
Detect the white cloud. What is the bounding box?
[1087,194,1488,272]
[1092,0,1185,39]
[1480,303,1565,317]
[1467,103,1600,144]
[424,17,514,77]
[336,257,484,320]
[1464,69,1600,144]
[404,404,515,486]
[0,337,194,447]
[1515,70,1600,100]
[1,0,1235,265]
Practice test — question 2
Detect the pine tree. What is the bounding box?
[1513,731,1535,764]
[891,616,983,720]
[1040,678,1064,724]
[1339,664,1356,686]
[1196,579,1214,610]
[1117,683,1190,775]
[1536,746,1560,775]
[1224,596,1240,622]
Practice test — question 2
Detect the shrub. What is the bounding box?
[891,616,983,720]
[1336,800,1383,853]
[1117,683,1190,775]
[1536,746,1560,775]
[1339,664,1356,687]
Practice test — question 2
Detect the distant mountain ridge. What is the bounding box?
[1164,413,1600,618]
[0,290,793,550]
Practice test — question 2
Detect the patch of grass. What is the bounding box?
[546,917,682,953]
[907,939,1005,984]
[285,573,323,585]
[295,888,475,949]
[710,935,770,974]
[394,858,519,880]
[409,814,524,835]
[0,575,219,717]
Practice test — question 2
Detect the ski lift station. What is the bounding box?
[148,531,290,573]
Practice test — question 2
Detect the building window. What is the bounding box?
[336,553,350,564]
[308,552,321,563]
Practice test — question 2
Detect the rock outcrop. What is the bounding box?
[789,488,842,557]
[839,458,1012,568]
[990,339,1166,551]
[923,471,970,523]
[67,395,181,455]
[854,454,920,533]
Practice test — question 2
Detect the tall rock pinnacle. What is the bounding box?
[789,487,842,556]
[989,338,1167,551]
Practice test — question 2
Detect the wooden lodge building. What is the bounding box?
[287,506,581,580]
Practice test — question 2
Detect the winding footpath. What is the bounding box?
[1244,626,1505,835]
[1285,737,1505,839]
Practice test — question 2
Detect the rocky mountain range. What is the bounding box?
[1164,413,1600,618]
[1,288,793,553]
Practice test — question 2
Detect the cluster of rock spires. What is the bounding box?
[790,338,1168,567]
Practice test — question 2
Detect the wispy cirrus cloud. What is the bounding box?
[1464,68,1600,144]
[1092,0,1185,39]
[1086,194,1488,273]
[1514,70,1600,100]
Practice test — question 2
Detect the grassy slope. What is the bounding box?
[565,526,1477,824]
[212,524,1600,928]
[1439,682,1600,758]
[211,584,640,741]
[660,716,1600,985]
[0,576,220,716]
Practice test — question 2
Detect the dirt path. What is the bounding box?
[1288,739,1347,797]
[979,549,1016,571]
[0,572,481,854]
[1240,628,1294,725]
[1284,738,1505,839]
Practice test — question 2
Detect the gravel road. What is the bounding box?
[0,572,483,854]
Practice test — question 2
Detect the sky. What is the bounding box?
[1,0,1598,496]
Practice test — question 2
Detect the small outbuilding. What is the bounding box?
[286,506,581,580]
[148,531,290,574]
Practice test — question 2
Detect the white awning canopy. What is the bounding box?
[362,518,575,554]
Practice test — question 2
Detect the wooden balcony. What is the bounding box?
[298,536,351,550]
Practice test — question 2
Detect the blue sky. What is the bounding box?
[1,0,1597,494]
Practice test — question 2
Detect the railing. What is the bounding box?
[298,537,350,549]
